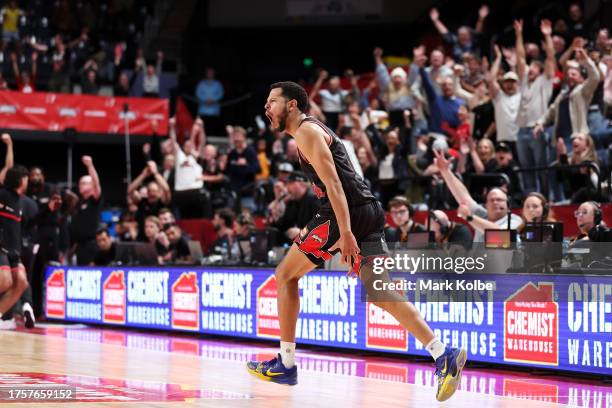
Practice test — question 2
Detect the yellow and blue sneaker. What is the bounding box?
[434,347,467,401]
[246,354,298,385]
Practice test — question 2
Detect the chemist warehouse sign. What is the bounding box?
[45,267,612,376]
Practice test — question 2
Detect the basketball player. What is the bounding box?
[0,166,30,328]
[247,82,466,401]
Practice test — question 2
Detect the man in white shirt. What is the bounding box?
[309,70,349,131]
[488,45,521,158]
[169,118,204,218]
[515,19,556,193]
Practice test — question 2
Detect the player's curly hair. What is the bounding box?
[270,81,309,112]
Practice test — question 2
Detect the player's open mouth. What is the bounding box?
[265,111,274,124]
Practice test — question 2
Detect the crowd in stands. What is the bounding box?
[0,2,611,328]
[0,0,164,97]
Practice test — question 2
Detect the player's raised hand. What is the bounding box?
[1,133,11,145]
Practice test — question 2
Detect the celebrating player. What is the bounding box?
[247,82,466,402]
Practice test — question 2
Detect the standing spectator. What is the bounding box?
[169,118,205,218]
[516,19,556,194]
[534,48,600,141]
[128,161,171,240]
[142,51,163,97]
[69,155,102,265]
[488,44,521,157]
[11,52,37,93]
[27,166,62,317]
[1,1,23,43]
[309,70,348,132]
[429,5,489,61]
[417,47,465,134]
[376,127,410,207]
[374,47,419,130]
[0,166,29,330]
[196,67,224,135]
[226,127,261,210]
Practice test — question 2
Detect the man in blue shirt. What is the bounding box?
[195,67,224,134]
[418,60,465,134]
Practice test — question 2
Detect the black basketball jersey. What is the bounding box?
[296,116,375,207]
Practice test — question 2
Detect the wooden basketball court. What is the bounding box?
[0,325,607,407]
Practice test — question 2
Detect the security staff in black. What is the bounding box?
[69,156,103,265]
[0,166,30,320]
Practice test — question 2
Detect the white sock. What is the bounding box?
[425,338,446,361]
[280,341,296,368]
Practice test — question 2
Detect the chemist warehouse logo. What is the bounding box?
[256,275,280,338]
[46,269,66,319]
[504,282,558,366]
[103,271,126,324]
[171,272,199,331]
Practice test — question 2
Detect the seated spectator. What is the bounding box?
[93,228,115,266]
[429,210,473,248]
[158,208,176,228]
[115,213,139,242]
[231,213,255,262]
[555,133,600,203]
[209,208,236,256]
[128,161,172,239]
[493,142,522,203]
[429,5,489,61]
[162,223,191,263]
[271,171,320,245]
[570,201,603,244]
[143,216,169,262]
[384,196,426,244]
[518,193,556,239]
[435,150,522,242]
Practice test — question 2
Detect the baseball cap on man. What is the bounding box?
[287,171,308,183]
[502,71,519,82]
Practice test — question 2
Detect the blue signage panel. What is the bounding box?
[44,266,612,375]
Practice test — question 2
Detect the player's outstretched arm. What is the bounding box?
[294,123,359,265]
